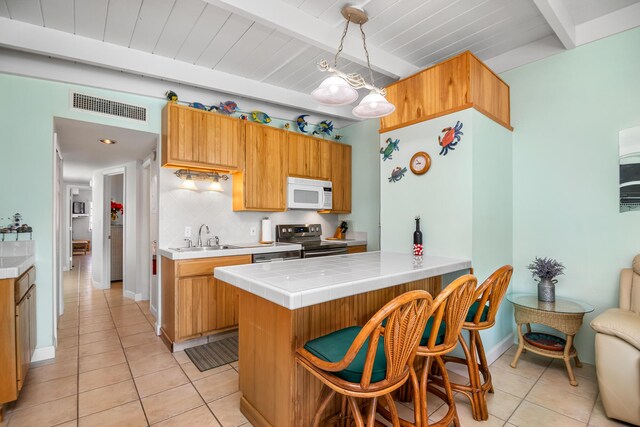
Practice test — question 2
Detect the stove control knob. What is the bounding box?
[288,228,293,232]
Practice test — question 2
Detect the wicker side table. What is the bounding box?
[507,294,594,386]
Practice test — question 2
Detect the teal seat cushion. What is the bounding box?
[420,317,446,346]
[466,301,489,323]
[303,326,387,383]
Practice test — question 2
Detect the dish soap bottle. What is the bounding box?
[413,216,423,256]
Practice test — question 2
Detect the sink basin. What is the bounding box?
[170,245,239,252]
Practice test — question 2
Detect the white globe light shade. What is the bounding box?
[311,76,359,105]
[181,175,197,190]
[208,179,223,192]
[352,92,395,119]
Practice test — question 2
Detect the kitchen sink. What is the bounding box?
[170,245,239,252]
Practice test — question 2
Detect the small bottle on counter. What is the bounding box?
[413,216,423,257]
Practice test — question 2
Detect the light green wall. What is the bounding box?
[501,27,640,363]
[0,73,164,350]
[380,109,474,256]
[471,110,514,353]
[339,119,381,250]
[379,109,514,356]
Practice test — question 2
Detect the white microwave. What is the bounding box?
[287,177,332,210]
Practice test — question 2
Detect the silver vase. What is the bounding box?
[537,279,557,302]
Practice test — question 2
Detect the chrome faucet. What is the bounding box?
[197,224,210,247]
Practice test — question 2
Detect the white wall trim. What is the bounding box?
[123,290,136,300]
[486,332,516,366]
[575,2,640,46]
[447,332,515,379]
[31,346,56,362]
[134,293,145,302]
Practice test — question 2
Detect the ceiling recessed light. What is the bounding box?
[99,138,118,145]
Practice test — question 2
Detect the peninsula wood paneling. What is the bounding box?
[380,51,511,133]
[236,276,441,427]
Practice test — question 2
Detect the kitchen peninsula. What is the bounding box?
[214,252,471,427]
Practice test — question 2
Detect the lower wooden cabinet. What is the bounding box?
[0,267,36,405]
[347,245,367,254]
[161,255,250,346]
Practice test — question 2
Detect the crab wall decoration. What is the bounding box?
[438,121,464,156]
[380,137,400,161]
[388,166,408,183]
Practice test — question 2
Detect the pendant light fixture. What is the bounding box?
[311,6,395,118]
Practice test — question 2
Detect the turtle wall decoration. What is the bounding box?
[380,137,400,161]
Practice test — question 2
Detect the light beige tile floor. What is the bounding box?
[0,255,250,427]
[0,254,631,426]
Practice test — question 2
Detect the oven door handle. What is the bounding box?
[304,248,348,258]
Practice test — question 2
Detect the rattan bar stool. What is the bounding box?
[296,290,435,427]
[439,265,513,421]
[376,274,478,427]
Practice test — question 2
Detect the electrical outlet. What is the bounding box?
[250,226,257,236]
[184,226,192,238]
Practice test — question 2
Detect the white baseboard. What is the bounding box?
[123,290,136,300]
[92,279,104,289]
[31,346,56,362]
[134,293,145,302]
[447,332,515,379]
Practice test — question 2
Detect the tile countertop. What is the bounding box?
[0,255,35,279]
[159,242,302,260]
[214,251,471,310]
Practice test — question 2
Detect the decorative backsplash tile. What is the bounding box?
[159,169,339,249]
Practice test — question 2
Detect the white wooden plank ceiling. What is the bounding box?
[0,0,638,118]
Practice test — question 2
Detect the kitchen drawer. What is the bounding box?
[177,255,251,278]
[15,267,34,303]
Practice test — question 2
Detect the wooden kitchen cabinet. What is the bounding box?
[287,133,331,181]
[162,102,245,172]
[329,142,352,213]
[233,122,288,211]
[0,267,36,407]
[161,255,250,348]
[347,245,367,254]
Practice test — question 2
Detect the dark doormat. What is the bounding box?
[184,336,238,372]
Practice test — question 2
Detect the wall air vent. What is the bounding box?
[71,92,147,122]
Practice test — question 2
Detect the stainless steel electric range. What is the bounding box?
[275,224,348,258]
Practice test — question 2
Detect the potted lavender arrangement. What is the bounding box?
[527,257,565,302]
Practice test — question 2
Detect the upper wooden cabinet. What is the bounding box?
[162,102,245,172]
[330,142,352,214]
[287,133,331,181]
[380,51,511,133]
[233,122,288,211]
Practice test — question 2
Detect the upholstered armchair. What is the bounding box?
[590,255,640,425]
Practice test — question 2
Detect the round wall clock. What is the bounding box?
[410,151,431,175]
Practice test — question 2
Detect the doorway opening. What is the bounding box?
[53,117,160,325]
